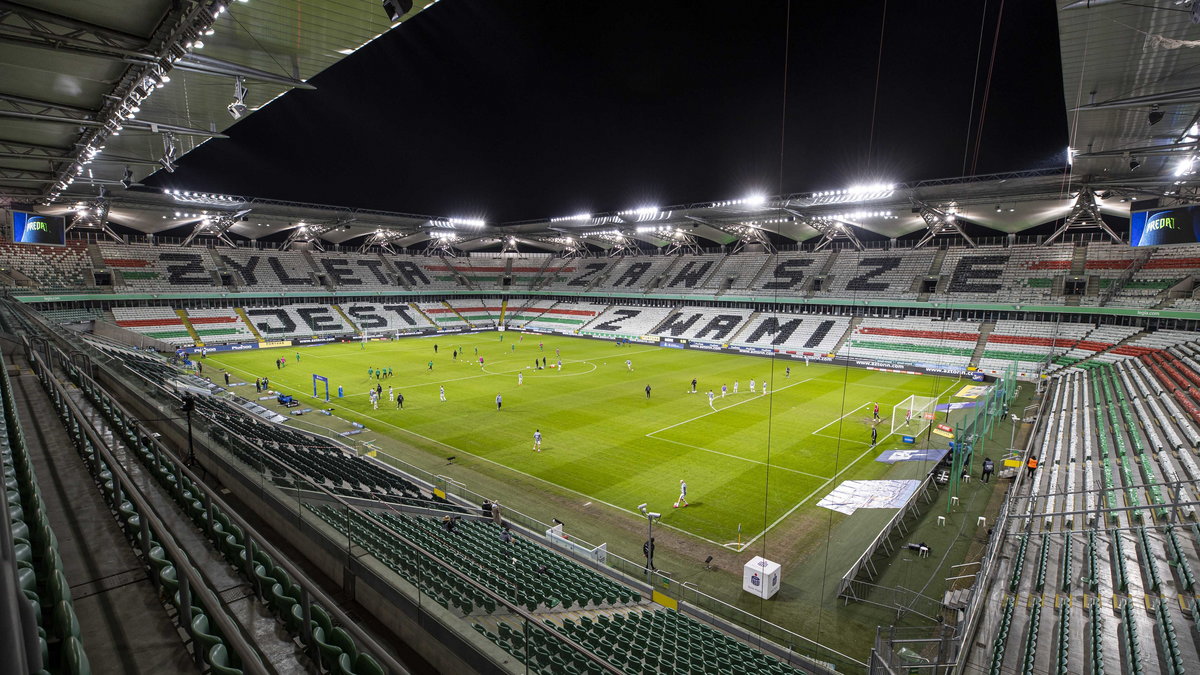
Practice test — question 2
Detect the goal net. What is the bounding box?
[892,395,937,436]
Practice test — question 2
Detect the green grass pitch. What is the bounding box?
[206,332,963,546]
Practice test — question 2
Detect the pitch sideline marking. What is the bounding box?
[729,378,962,551]
[215,362,733,549]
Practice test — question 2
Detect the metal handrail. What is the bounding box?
[63,357,413,675]
[28,349,273,675]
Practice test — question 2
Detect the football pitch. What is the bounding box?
[206,332,963,547]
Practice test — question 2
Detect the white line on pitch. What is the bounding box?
[733,378,962,551]
[811,403,869,435]
[216,363,733,548]
[648,436,832,480]
[647,378,814,436]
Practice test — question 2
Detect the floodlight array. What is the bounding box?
[164,189,246,206]
[827,210,897,220]
[46,0,233,203]
[550,213,592,223]
[808,183,895,205]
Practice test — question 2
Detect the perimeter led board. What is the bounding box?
[1130,205,1200,247]
[11,212,66,246]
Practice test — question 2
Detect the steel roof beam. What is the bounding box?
[174,54,316,90]
[1071,87,1200,111]
[1043,189,1124,245]
[913,203,976,249]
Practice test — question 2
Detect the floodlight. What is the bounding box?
[744,193,767,207]
[1149,105,1164,126]
[228,77,249,119]
[382,0,414,22]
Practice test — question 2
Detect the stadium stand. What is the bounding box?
[1,351,91,674]
[309,250,398,291]
[0,240,91,292]
[455,257,508,290]
[1114,244,1200,307]
[399,256,466,289]
[215,248,318,290]
[35,307,104,324]
[416,301,468,328]
[445,299,501,327]
[182,307,256,344]
[511,300,607,332]
[583,305,675,338]
[1050,323,1143,369]
[307,505,808,675]
[242,303,353,339]
[98,242,221,291]
[747,250,832,294]
[976,320,1095,375]
[651,305,753,342]
[657,252,726,292]
[932,244,1076,303]
[111,305,195,345]
[732,312,851,355]
[341,301,436,334]
[838,316,981,368]
[700,252,768,293]
[539,259,617,291]
[592,256,677,291]
[820,249,933,300]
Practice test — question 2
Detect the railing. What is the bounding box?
[289,418,865,672]
[837,473,938,598]
[28,348,274,675]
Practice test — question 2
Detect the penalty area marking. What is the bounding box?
[723,377,962,552]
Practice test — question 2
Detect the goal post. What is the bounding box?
[892,394,937,436]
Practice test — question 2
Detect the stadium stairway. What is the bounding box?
[971,322,995,365]
[234,307,264,342]
[330,304,359,334]
[440,258,472,290]
[85,243,106,274]
[830,316,861,354]
[1069,244,1087,277]
[8,369,196,673]
[442,301,472,328]
[742,252,776,291]
[498,299,507,325]
[176,309,203,347]
[409,302,437,327]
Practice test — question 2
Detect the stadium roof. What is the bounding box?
[0,0,437,203]
[4,1,1200,254]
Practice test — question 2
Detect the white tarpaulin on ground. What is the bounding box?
[816,479,921,515]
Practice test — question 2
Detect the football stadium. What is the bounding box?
[1,1,1200,674]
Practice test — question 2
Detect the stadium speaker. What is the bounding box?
[382,0,413,22]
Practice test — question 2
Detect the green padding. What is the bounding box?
[144,330,191,339]
[121,271,160,279]
[434,316,465,323]
[848,340,973,357]
[195,328,241,336]
[1025,278,1052,288]
[461,314,493,320]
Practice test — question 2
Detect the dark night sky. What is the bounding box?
[145,0,1068,224]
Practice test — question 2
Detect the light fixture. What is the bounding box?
[121,166,133,189]
[382,0,414,23]
[1129,158,1141,171]
[227,76,248,119]
[995,205,1002,213]
[1149,104,1164,126]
